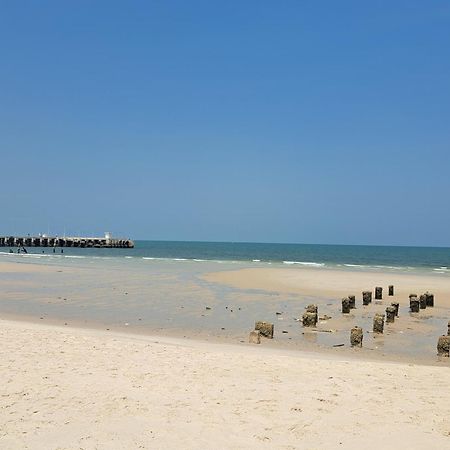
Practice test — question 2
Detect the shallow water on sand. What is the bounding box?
[0,253,449,364]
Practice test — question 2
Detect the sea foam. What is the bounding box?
[282,261,325,267]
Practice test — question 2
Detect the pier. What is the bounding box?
[0,234,134,249]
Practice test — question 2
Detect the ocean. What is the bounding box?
[2,240,450,274]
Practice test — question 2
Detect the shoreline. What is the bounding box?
[0,258,449,365]
[2,249,450,277]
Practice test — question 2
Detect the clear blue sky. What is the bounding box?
[1,1,449,246]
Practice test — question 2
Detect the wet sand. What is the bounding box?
[0,258,449,364]
[203,266,450,306]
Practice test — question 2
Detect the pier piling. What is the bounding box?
[373,314,385,334]
[385,306,396,323]
[437,336,450,357]
[350,326,363,347]
[302,312,318,327]
[303,305,318,327]
[391,302,400,317]
[375,287,383,300]
[249,330,261,344]
[419,294,427,310]
[342,298,350,314]
[362,291,372,305]
[255,321,274,339]
[348,295,356,309]
[410,296,420,313]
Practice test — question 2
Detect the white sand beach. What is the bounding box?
[1,319,449,449]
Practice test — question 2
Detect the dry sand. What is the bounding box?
[1,319,449,450]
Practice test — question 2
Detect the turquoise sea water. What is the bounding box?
[2,241,450,273]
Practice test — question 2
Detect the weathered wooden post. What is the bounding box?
[348,295,356,309]
[249,330,261,344]
[255,321,274,339]
[388,285,394,296]
[437,335,450,357]
[386,306,396,323]
[409,296,419,313]
[448,320,450,336]
[302,312,318,327]
[342,297,350,314]
[419,294,427,310]
[362,291,372,305]
[350,326,363,347]
[425,292,434,307]
[391,302,400,317]
[375,287,383,300]
[373,314,385,334]
[303,305,318,327]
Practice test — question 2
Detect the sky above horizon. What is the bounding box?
[1,1,449,246]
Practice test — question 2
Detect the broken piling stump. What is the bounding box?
[342,297,350,314]
[362,291,372,305]
[249,330,261,344]
[302,311,318,327]
[348,295,356,309]
[373,314,385,334]
[410,296,420,313]
[386,306,396,323]
[255,321,274,339]
[350,326,363,347]
[388,285,394,296]
[419,294,427,310]
[391,302,399,317]
[304,304,318,326]
[425,292,434,307]
[375,287,383,300]
[437,335,450,357]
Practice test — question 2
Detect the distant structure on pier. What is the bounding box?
[0,232,134,249]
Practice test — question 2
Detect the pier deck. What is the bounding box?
[0,236,134,248]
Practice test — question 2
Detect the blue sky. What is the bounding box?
[1,1,449,246]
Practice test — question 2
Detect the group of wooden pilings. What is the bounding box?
[248,286,450,356]
[342,286,449,356]
[342,286,432,344]
[408,292,434,312]
[343,288,388,346]
[342,285,394,313]
[341,286,400,340]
